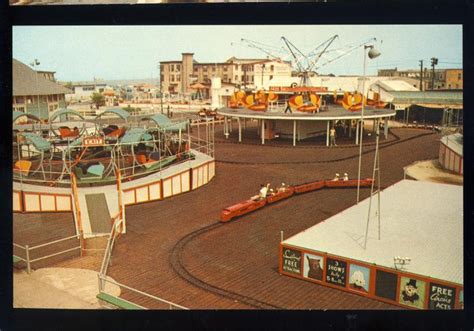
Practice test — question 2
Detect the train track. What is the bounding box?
[169,222,283,309]
[169,128,438,309]
[216,130,437,165]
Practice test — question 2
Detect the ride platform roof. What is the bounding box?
[142,114,188,132]
[13,111,41,123]
[120,127,152,145]
[21,133,52,152]
[96,108,130,121]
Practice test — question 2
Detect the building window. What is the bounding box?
[235,75,238,81]
[15,106,25,113]
[177,75,180,82]
[171,75,175,82]
[223,66,228,72]
[270,65,274,71]
[458,73,462,80]
[83,86,95,91]
[212,66,216,72]
[171,64,174,71]
[15,96,25,104]
[269,75,273,80]
[224,74,228,81]
[204,75,208,80]
[194,67,198,72]
[177,64,181,71]
[235,65,238,70]
[203,66,208,71]
[241,75,245,81]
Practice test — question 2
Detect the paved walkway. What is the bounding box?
[14,267,120,309]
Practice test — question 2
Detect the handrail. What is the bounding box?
[13,243,26,250]
[70,172,84,254]
[13,234,81,274]
[28,234,79,251]
[29,246,81,263]
[98,275,189,310]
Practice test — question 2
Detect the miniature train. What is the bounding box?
[220,178,374,222]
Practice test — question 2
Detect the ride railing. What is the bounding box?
[97,275,189,310]
[13,122,215,187]
[13,234,82,274]
[98,215,187,310]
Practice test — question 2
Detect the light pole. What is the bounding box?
[356,45,381,204]
[158,63,163,114]
[30,59,41,119]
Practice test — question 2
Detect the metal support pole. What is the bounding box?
[293,120,297,147]
[357,48,368,204]
[384,117,388,139]
[25,245,31,274]
[297,121,300,142]
[363,120,381,248]
[238,118,242,142]
[355,121,360,145]
[326,121,330,147]
[229,117,233,133]
[261,120,265,145]
[349,120,352,138]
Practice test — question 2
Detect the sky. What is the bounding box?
[12,25,462,82]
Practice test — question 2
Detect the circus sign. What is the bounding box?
[428,283,456,310]
[269,86,328,93]
[282,248,301,275]
[83,136,105,147]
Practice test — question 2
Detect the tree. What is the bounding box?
[91,92,105,110]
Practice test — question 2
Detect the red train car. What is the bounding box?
[294,180,326,194]
[220,199,267,222]
[266,187,295,204]
[325,178,374,188]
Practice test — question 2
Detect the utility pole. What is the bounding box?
[419,60,423,91]
[430,57,438,90]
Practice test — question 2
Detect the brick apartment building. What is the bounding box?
[160,53,292,95]
[378,67,463,91]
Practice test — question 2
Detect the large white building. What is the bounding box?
[65,81,108,102]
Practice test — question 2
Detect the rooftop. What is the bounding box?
[13,59,71,96]
[283,179,463,285]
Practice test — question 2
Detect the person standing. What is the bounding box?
[284,100,292,114]
[330,126,337,147]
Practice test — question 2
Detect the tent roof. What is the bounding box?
[142,114,188,132]
[13,111,41,123]
[49,108,85,122]
[119,127,152,144]
[96,108,130,121]
[387,91,463,109]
